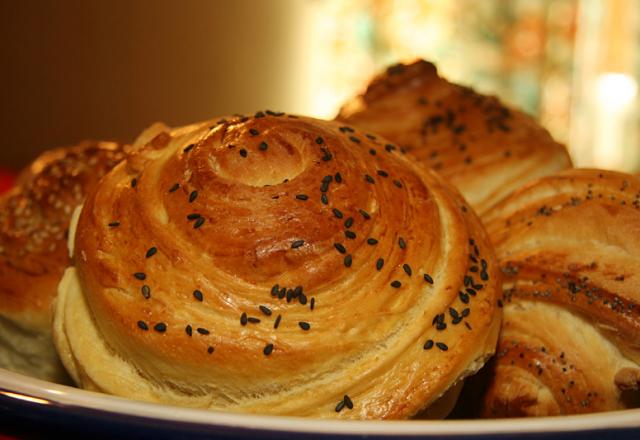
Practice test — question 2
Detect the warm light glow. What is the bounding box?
[596,73,638,108]
[0,391,51,405]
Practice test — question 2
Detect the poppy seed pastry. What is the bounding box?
[53,113,502,419]
[481,169,640,416]
[0,141,126,382]
[336,60,572,216]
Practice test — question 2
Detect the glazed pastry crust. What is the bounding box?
[336,60,572,215]
[481,169,640,416]
[54,114,502,419]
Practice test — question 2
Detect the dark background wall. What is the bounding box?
[0,0,308,169]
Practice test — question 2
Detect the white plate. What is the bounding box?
[0,368,638,439]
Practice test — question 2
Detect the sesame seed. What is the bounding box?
[334,243,347,254]
[310,297,315,310]
[321,194,328,205]
[365,174,375,184]
[291,239,305,249]
[334,172,342,183]
[344,217,354,229]
[315,136,324,145]
[296,194,309,201]
[423,274,434,284]
[358,209,371,220]
[193,290,204,302]
[197,327,210,335]
[274,314,282,329]
[344,254,352,267]
[424,339,434,350]
[137,321,148,331]
[335,400,345,412]
[240,312,248,326]
[141,285,151,299]
[376,258,384,270]
[271,284,280,296]
[184,144,195,153]
[187,213,201,220]
[391,280,402,288]
[299,321,311,331]
[189,191,198,203]
[146,247,157,258]
[398,237,406,249]
[108,221,120,227]
[344,395,353,409]
[436,342,449,351]
[344,230,356,240]
[185,325,193,336]
[393,180,403,188]
[332,208,343,219]
[169,183,180,193]
[208,346,215,354]
[376,170,388,178]
[249,128,259,136]
[367,238,378,245]
[154,323,167,333]
[194,217,205,229]
[259,141,268,151]
[263,343,274,356]
[259,305,272,316]
[134,272,146,280]
[403,264,412,276]
[131,178,137,188]
[239,149,248,157]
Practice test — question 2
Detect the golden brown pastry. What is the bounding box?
[0,141,126,382]
[53,113,502,419]
[336,60,572,216]
[481,169,640,416]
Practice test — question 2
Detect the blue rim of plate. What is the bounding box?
[0,368,638,439]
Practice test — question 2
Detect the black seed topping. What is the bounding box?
[185,325,193,336]
[108,221,120,227]
[466,288,477,296]
[187,213,201,220]
[240,312,248,326]
[321,149,332,161]
[320,180,330,193]
[459,291,470,304]
[134,272,146,281]
[299,293,307,305]
[344,395,353,409]
[449,308,459,319]
[263,343,274,356]
[193,289,204,302]
[376,170,389,178]
[349,136,361,143]
[480,270,489,281]
[278,287,286,299]
[358,209,371,220]
[274,314,282,329]
[393,180,403,188]
[335,400,345,412]
[334,243,347,254]
[335,172,343,183]
[208,346,215,354]
[376,258,384,271]
[398,237,407,249]
[436,322,447,331]
[239,148,248,158]
[369,149,377,156]
[339,126,354,133]
[310,297,315,310]
[299,321,311,331]
[391,280,402,288]
[259,305,272,316]
[259,141,268,151]
[141,285,151,299]
[322,175,333,184]
[255,111,265,118]
[131,178,137,188]
[154,323,167,333]
[436,342,449,351]
[464,275,472,286]
[365,174,375,184]
[423,273,434,284]
[296,194,309,201]
[247,317,261,324]
[344,254,353,267]
[194,217,205,229]
[385,143,396,152]
[367,238,378,245]
[424,339,434,350]
[315,136,324,145]
[271,284,280,296]
[184,143,195,153]
[321,194,328,205]
[345,230,356,240]
[291,239,305,249]
[137,321,148,331]
[461,308,470,317]
[403,264,412,276]
[169,183,180,193]
[332,208,344,219]
[344,217,354,229]
[197,327,210,335]
[249,128,259,136]
[189,191,198,203]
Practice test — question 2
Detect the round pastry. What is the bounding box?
[0,141,126,382]
[481,169,640,416]
[53,113,502,419]
[336,60,572,216]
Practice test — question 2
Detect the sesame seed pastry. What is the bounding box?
[53,113,502,419]
[0,141,126,382]
[480,169,640,416]
[336,60,572,217]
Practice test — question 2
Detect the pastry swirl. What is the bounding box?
[54,113,501,419]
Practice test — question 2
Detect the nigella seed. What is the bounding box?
[403,264,412,276]
[480,270,489,281]
[291,239,305,249]
[169,183,180,193]
[208,346,215,354]
[146,247,157,258]
[137,321,148,331]
[299,321,311,331]
[334,172,342,183]
[369,149,377,156]
[108,221,120,227]
[271,284,280,296]
[461,308,470,317]
[131,178,137,188]
[459,291,470,304]
[185,325,193,336]
[464,275,472,286]
[254,111,265,118]
[154,323,167,333]
[344,217,354,229]
[296,194,309,201]
[344,395,353,409]
[365,174,375,184]
[344,254,352,267]
[391,280,402,288]
[339,126,354,133]
[141,285,151,299]
[315,136,324,145]
[321,194,328,205]
[187,213,201,221]
[278,287,286,299]
[334,243,347,254]
[293,286,302,298]
[197,328,210,335]
[376,170,389,178]
[321,149,332,161]
[320,181,330,193]
[332,208,343,219]
[263,343,274,356]
[367,238,378,245]
[423,274,434,284]
[345,230,356,240]
[393,180,403,188]
[249,128,259,136]
[349,136,360,144]
[436,322,447,331]
[398,237,407,249]
[358,209,371,220]
[385,143,396,152]
[259,305,272,316]
[193,290,204,302]
[322,175,333,183]
[436,342,449,351]
[239,149,248,157]
[274,314,282,329]
[424,339,434,350]
[194,217,205,229]
[449,308,459,319]
[335,400,345,413]
[376,258,384,271]
[466,288,477,296]
[189,191,198,203]
[240,312,248,326]
[247,317,261,324]
[134,272,146,280]
[310,297,315,310]
[259,141,268,151]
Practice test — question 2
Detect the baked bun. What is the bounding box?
[0,141,125,382]
[481,169,640,416]
[53,113,502,419]
[336,60,572,215]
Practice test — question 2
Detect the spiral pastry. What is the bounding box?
[481,169,640,416]
[0,141,125,382]
[53,113,501,419]
[337,60,572,216]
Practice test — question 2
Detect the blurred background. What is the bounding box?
[0,0,639,181]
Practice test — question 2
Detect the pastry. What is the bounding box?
[53,112,502,418]
[336,60,572,215]
[0,141,126,382]
[481,169,640,416]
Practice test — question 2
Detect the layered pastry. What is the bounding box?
[53,113,502,418]
[481,169,640,416]
[0,141,126,382]
[337,60,572,216]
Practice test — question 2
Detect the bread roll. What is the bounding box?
[53,113,502,418]
[0,141,125,382]
[336,60,572,215]
[481,169,640,416]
